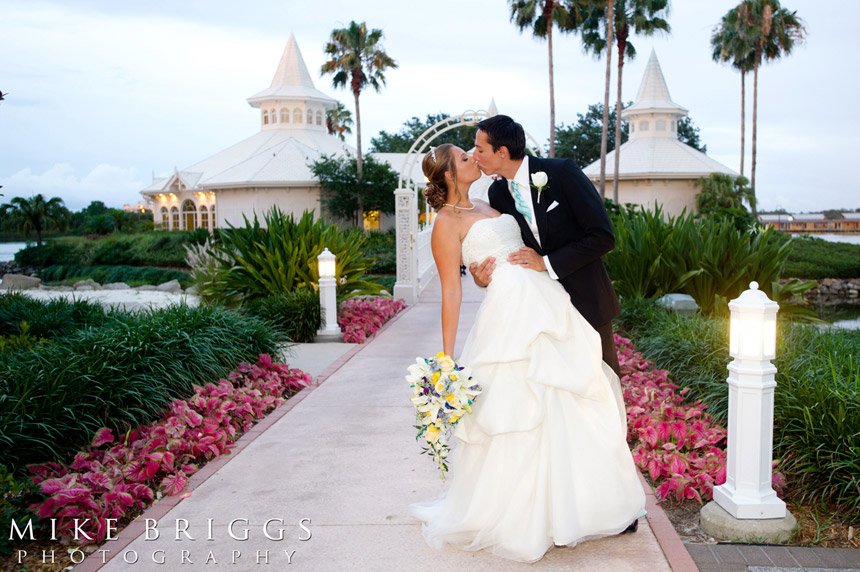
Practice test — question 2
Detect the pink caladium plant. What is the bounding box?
[615,334,784,505]
[27,355,311,545]
[337,297,406,343]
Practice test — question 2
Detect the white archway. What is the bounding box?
[392,105,541,304]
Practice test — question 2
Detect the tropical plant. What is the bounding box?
[606,206,792,313]
[0,194,69,245]
[193,208,382,306]
[712,1,806,215]
[582,0,671,202]
[509,1,586,158]
[321,20,398,189]
[370,113,478,153]
[326,101,354,142]
[782,236,860,279]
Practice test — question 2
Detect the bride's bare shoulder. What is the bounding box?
[472,199,499,216]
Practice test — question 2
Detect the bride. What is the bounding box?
[409,143,646,563]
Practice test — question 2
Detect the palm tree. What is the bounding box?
[712,0,806,216]
[0,194,69,245]
[743,0,806,217]
[326,101,354,142]
[321,21,397,183]
[583,0,670,202]
[712,5,757,179]
[509,1,586,158]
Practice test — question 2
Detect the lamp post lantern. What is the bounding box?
[316,248,341,341]
[713,281,784,519]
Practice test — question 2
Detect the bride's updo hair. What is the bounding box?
[422,144,457,211]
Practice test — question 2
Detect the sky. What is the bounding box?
[0,0,855,212]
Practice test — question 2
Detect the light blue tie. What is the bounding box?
[510,181,532,224]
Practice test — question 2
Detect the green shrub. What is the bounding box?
[0,293,107,339]
[0,303,282,468]
[38,264,192,287]
[606,207,791,314]
[245,290,321,343]
[15,231,206,270]
[195,208,383,306]
[782,236,860,279]
[620,297,860,513]
[364,229,396,274]
[366,274,396,293]
[0,464,40,556]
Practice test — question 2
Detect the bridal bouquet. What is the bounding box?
[406,352,482,478]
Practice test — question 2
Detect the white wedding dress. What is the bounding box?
[410,214,646,563]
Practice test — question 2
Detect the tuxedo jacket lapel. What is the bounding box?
[528,157,549,243]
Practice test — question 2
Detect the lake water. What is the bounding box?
[0,242,29,263]
[789,233,860,245]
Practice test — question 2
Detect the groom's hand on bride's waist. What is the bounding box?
[508,247,546,272]
[469,257,495,288]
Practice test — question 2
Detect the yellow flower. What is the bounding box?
[445,393,458,406]
[450,373,458,381]
[426,424,440,443]
[435,380,445,394]
[431,371,441,382]
[449,415,461,424]
[437,355,455,372]
[436,351,447,360]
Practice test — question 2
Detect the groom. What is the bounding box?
[470,115,622,377]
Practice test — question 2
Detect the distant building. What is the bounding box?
[583,50,737,216]
[139,35,409,232]
[122,201,150,213]
[758,212,860,233]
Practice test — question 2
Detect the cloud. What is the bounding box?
[0,163,147,210]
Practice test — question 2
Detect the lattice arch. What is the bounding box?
[392,104,541,304]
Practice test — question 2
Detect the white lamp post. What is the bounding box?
[712,281,785,519]
[316,248,341,341]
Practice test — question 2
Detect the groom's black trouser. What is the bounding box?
[596,322,621,378]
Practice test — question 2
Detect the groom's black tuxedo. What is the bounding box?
[487,155,620,330]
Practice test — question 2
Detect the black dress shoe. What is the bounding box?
[622,519,639,534]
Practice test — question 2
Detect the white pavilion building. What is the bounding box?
[140,34,364,231]
[583,50,737,216]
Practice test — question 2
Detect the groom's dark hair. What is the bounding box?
[477,115,526,160]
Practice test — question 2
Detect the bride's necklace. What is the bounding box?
[442,201,476,211]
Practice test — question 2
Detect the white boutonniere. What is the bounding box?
[531,171,549,204]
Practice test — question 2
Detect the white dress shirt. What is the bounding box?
[508,156,559,280]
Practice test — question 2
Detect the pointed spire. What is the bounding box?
[623,50,687,118]
[269,33,315,89]
[487,98,498,117]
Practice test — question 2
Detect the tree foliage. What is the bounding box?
[0,194,70,245]
[694,173,756,230]
[310,154,398,224]
[370,113,478,153]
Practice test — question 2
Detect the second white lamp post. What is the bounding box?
[713,281,784,519]
[316,248,341,341]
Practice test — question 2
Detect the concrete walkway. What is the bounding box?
[88,278,672,571]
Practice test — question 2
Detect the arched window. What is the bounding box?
[640,121,650,131]
[271,108,278,123]
[315,111,323,125]
[170,206,180,231]
[210,204,216,229]
[630,123,635,133]
[307,109,313,124]
[263,110,269,125]
[181,199,197,231]
[293,108,302,123]
[656,119,666,131]
[281,108,289,123]
[200,205,209,231]
[160,207,169,229]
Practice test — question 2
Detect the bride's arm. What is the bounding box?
[430,215,463,357]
